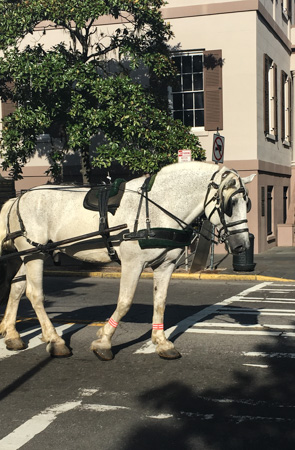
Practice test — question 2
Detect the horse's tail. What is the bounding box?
[0,198,15,255]
[0,198,21,304]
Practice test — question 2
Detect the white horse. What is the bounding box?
[0,162,254,360]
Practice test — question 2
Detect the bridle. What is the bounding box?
[204,169,251,244]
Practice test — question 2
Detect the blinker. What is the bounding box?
[224,193,251,217]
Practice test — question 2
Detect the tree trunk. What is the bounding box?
[80,145,91,185]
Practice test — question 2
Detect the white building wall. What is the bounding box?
[169,10,257,162]
[256,15,292,166]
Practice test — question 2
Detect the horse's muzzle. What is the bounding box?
[232,244,246,254]
[227,234,250,255]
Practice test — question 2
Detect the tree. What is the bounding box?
[0,0,205,182]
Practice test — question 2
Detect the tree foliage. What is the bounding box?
[0,0,204,180]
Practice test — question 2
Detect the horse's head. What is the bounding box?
[204,168,255,254]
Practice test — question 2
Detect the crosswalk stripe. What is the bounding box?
[243,351,295,359]
[135,282,272,354]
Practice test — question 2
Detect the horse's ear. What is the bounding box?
[242,174,256,185]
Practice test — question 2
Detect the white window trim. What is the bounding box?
[169,51,205,130]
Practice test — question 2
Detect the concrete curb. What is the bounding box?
[44,269,295,283]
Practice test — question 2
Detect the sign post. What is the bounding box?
[178,149,192,269]
[210,132,225,269]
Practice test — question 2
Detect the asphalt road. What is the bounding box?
[1,277,295,449]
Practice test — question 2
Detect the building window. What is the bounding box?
[264,55,277,140]
[171,53,204,128]
[170,50,223,131]
[261,186,265,217]
[283,186,288,223]
[267,186,273,235]
[282,0,292,19]
[281,71,292,144]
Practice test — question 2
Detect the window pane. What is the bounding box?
[173,110,183,121]
[172,75,181,92]
[173,57,181,73]
[195,110,204,127]
[173,93,182,110]
[193,55,203,72]
[183,74,192,91]
[184,93,193,109]
[194,92,204,108]
[182,56,192,73]
[267,186,273,235]
[193,73,203,90]
[184,110,193,127]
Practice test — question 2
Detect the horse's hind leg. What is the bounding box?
[91,259,143,361]
[0,262,28,350]
[25,257,71,357]
[152,252,182,360]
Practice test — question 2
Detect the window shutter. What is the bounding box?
[263,54,269,134]
[288,76,292,142]
[273,63,278,139]
[204,49,223,131]
[281,71,285,141]
[1,82,16,119]
[287,0,292,18]
[1,100,16,118]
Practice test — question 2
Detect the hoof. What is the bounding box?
[47,342,72,358]
[93,348,114,361]
[5,338,27,351]
[158,348,182,360]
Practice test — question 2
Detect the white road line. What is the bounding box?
[236,297,295,303]
[243,364,269,368]
[186,329,283,336]
[261,291,295,294]
[217,310,295,317]
[80,404,130,412]
[193,323,295,330]
[0,323,83,360]
[135,282,271,354]
[0,401,82,450]
[1,398,293,450]
[242,351,295,359]
[188,322,295,337]
[146,414,174,419]
[219,307,295,313]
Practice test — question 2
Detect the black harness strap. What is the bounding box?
[124,177,194,242]
[95,186,120,263]
[133,177,151,235]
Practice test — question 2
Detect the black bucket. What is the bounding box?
[232,233,256,272]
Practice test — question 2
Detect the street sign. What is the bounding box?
[212,134,225,163]
[178,149,191,163]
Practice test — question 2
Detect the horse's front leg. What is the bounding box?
[0,262,28,351]
[91,258,143,361]
[152,251,182,360]
[25,257,71,357]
